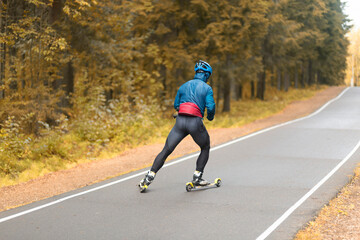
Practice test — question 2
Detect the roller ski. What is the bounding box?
[138,170,155,193]
[186,171,221,192]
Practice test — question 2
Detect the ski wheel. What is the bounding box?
[215,178,222,187]
[139,184,147,193]
[186,183,193,192]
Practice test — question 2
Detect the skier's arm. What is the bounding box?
[205,87,215,121]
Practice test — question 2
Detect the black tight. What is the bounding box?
[151,115,210,173]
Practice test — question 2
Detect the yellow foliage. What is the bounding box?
[190,0,209,11]
[345,28,360,86]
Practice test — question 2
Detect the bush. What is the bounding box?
[0,116,32,177]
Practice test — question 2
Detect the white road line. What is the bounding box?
[256,139,360,240]
[0,88,351,225]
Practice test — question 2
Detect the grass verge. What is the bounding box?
[294,165,360,240]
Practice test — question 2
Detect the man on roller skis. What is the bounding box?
[139,60,215,192]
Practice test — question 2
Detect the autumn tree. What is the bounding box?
[195,0,269,111]
[256,0,303,99]
[316,0,349,85]
[0,0,69,130]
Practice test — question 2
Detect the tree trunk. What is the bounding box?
[277,68,282,90]
[222,55,232,112]
[105,88,113,103]
[301,62,306,88]
[236,83,242,100]
[308,60,313,85]
[63,61,74,107]
[222,75,231,112]
[160,64,167,103]
[256,71,266,100]
[318,71,323,85]
[8,46,17,91]
[49,0,62,24]
[284,70,289,92]
[294,66,299,89]
[270,67,275,87]
[250,80,255,99]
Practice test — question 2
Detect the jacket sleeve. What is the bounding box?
[205,87,216,121]
[174,88,181,111]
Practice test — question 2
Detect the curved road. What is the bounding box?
[1,87,360,240]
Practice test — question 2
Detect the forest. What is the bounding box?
[0,0,350,182]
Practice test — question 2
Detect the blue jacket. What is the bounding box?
[174,72,216,121]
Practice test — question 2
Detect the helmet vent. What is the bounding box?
[194,60,212,76]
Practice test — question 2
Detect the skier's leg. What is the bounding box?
[139,117,187,191]
[189,117,210,186]
[150,117,188,173]
[139,116,188,191]
[189,118,210,172]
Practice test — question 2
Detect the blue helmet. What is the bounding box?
[194,60,212,76]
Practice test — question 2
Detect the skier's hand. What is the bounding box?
[173,111,178,119]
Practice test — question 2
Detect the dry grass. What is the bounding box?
[295,165,360,240]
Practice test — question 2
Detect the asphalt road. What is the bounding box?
[1,87,360,240]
